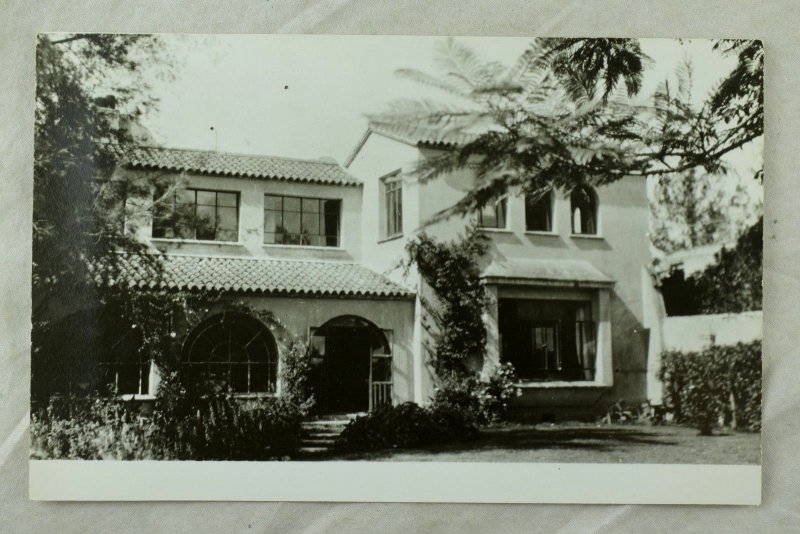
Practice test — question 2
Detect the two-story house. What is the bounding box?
[43,118,661,420]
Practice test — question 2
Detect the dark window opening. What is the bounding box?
[499,298,596,381]
[264,194,341,247]
[31,309,148,399]
[525,190,554,232]
[382,175,403,238]
[478,196,508,229]
[570,185,597,235]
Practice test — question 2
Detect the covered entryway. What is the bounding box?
[309,315,393,414]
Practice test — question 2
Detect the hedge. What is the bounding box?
[335,402,477,453]
[658,340,761,434]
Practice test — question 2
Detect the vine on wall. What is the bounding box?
[403,225,490,376]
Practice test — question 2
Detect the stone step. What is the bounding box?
[312,413,364,421]
[304,425,345,432]
[304,430,341,438]
[301,422,349,428]
[301,438,337,447]
[299,446,329,455]
[297,415,361,456]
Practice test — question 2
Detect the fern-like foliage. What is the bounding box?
[368,38,763,225]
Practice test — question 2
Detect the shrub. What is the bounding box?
[335,402,477,453]
[278,339,315,415]
[432,364,519,425]
[658,340,761,433]
[152,371,302,460]
[30,395,163,460]
[30,374,304,460]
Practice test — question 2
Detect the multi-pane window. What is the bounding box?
[525,190,553,232]
[571,185,598,235]
[478,196,508,229]
[382,175,403,238]
[183,313,278,394]
[264,194,341,247]
[98,328,150,395]
[499,299,597,381]
[152,187,239,242]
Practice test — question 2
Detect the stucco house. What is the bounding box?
[39,117,664,420]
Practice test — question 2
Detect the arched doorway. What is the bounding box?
[309,315,392,414]
[183,312,278,394]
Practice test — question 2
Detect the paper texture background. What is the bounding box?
[1,0,797,530]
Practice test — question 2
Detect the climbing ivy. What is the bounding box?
[403,225,490,376]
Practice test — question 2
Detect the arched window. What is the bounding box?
[525,190,554,232]
[183,312,278,394]
[477,196,508,229]
[570,185,598,235]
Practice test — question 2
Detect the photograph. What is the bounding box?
[30,34,762,469]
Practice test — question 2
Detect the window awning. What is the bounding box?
[481,258,615,288]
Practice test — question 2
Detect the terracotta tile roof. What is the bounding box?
[481,258,615,288]
[112,144,360,186]
[106,253,413,298]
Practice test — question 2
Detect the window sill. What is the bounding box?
[478,227,513,234]
[151,238,243,246]
[378,234,403,244]
[118,394,156,401]
[514,380,609,389]
[570,234,604,240]
[262,244,344,251]
[524,230,558,237]
[228,392,278,399]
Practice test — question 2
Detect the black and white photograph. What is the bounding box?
[28,32,762,500]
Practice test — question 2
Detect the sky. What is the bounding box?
[136,35,762,218]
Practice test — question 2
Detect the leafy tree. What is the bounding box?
[369,38,763,223]
[650,166,755,255]
[692,216,763,313]
[658,217,763,315]
[32,34,180,400]
[33,34,172,322]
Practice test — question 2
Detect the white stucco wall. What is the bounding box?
[662,311,763,352]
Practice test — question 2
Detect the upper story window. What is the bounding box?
[570,185,598,235]
[525,190,554,232]
[152,187,239,242]
[478,196,508,229]
[381,173,403,239]
[264,194,341,247]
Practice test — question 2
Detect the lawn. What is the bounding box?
[333,422,761,464]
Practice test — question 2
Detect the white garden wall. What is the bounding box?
[662,311,762,352]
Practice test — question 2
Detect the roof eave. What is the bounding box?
[122,162,362,187]
[481,276,616,289]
